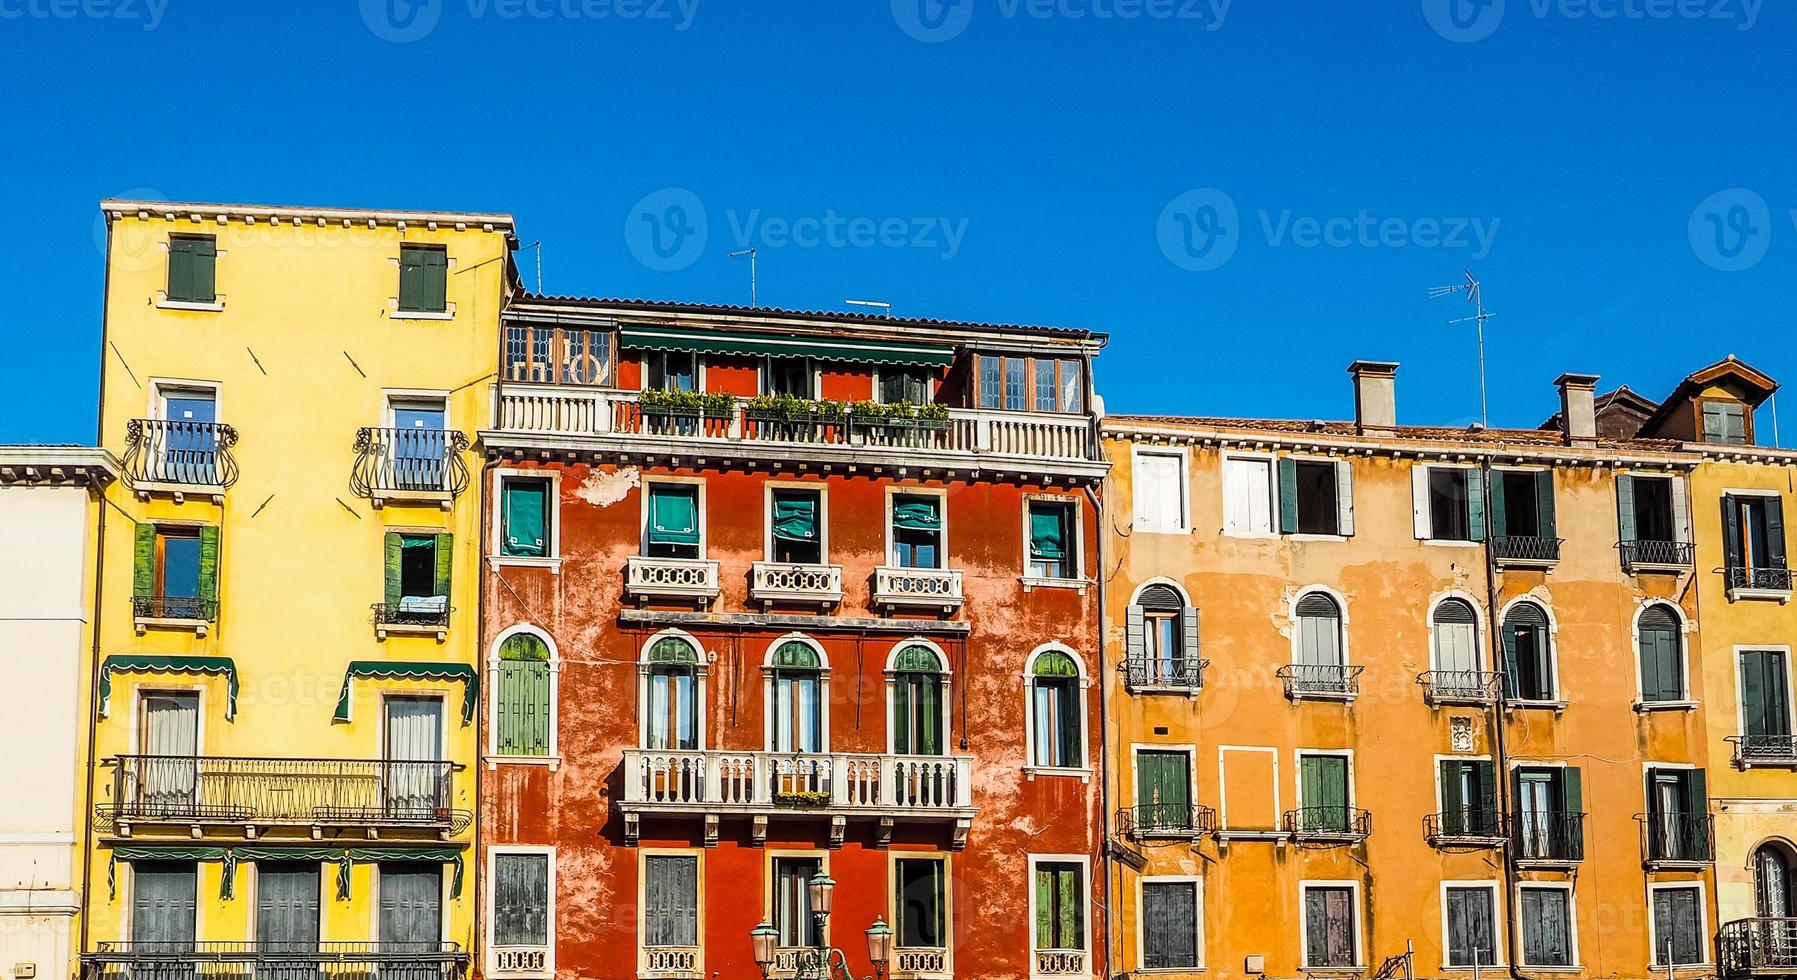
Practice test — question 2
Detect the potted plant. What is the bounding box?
[916,402,949,430]
[773,789,832,808]
[882,400,919,429]
[701,391,738,419]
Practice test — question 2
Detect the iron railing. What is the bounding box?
[82,942,468,980]
[1424,809,1507,845]
[1620,539,1695,569]
[350,427,470,500]
[622,750,972,812]
[1116,803,1217,839]
[1637,812,1715,864]
[1124,657,1208,691]
[1278,664,1363,700]
[370,601,452,629]
[1283,806,1371,842]
[1513,811,1585,862]
[1728,564,1795,593]
[1417,670,1502,705]
[132,595,219,622]
[99,755,467,830]
[1720,918,1797,977]
[1728,734,1797,767]
[1491,535,1563,564]
[123,419,239,491]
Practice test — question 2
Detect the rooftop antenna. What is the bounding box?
[516,240,543,294]
[1430,270,1497,429]
[728,248,758,307]
[845,299,892,316]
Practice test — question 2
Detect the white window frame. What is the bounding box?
[1439,880,1504,970]
[1732,644,1795,761]
[1022,644,1092,779]
[486,845,557,978]
[1026,854,1092,979]
[1292,748,1356,814]
[638,847,704,977]
[884,486,949,569]
[388,243,458,320]
[1514,883,1580,970]
[638,629,710,752]
[763,633,830,754]
[764,481,830,564]
[490,467,562,570]
[1414,462,1482,547]
[1498,596,1564,708]
[884,638,952,757]
[888,851,955,975]
[1631,600,1697,711]
[148,377,223,423]
[641,476,708,559]
[1130,446,1190,535]
[1646,881,1712,968]
[1298,879,1366,971]
[1427,591,1488,673]
[1021,493,1085,589]
[485,624,561,768]
[1220,451,1278,539]
[1135,875,1204,973]
[381,388,452,431]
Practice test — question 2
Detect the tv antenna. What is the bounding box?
[1430,270,1497,429]
[845,299,892,315]
[728,248,758,307]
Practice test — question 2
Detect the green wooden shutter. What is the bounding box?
[422,247,448,312]
[917,676,940,755]
[383,532,403,607]
[197,525,220,605]
[1684,767,1707,821]
[1439,760,1465,834]
[1489,470,1509,539]
[167,238,193,303]
[498,660,551,756]
[191,237,217,302]
[1501,624,1520,699]
[893,680,911,756]
[1466,468,1486,541]
[133,523,156,597]
[433,534,453,597]
[1723,497,1744,568]
[1304,889,1329,965]
[1769,497,1788,567]
[1616,474,1637,543]
[1475,760,1498,835]
[1034,868,1053,949]
[1536,471,1557,538]
[1561,768,1584,860]
[1746,652,1793,738]
[1639,629,1665,702]
[1277,457,1300,533]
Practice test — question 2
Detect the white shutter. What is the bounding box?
[1136,453,1183,532]
[1335,460,1355,536]
[1224,458,1271,535]
[1162,455,1187,531]
[1245,460,1273,534]
[1412,465,1432,540]
[1672,475,1692,543]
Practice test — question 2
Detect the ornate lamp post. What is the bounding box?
[750,870,891,980]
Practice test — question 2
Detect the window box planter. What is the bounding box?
[773,790,831,808]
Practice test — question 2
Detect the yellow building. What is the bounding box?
[1100,364,1719,978]
[81,201,514,978]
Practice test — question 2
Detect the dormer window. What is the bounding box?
[1702,400,1749,445]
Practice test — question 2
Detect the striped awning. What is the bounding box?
[619,324,955,366]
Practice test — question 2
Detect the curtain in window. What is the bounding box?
[141,693,199,808]
[384,698,444,812]
[1031,679,1081,768]
[648,669,697,750]
[1295,594,1343,667]
[502,481,548,558]
[648,487,700,546]
[773,672,821,753]
[645,855,698,947]
[773,859,820,947]
[1141,882,1197,969]
[493,854,549,947]
[893,670,942,756]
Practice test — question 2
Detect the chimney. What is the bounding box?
[1555,372,1600,447]
[1348,360,1399,434]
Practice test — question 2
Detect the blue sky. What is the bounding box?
[3,0,1794,443]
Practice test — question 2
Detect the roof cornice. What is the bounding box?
[0,447,120,486]
[102,200,517,234]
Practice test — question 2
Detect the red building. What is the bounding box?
[476,298,1109,980]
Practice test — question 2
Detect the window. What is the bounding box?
[1754,843,1795,917]
[895,858,946,952]
[1128,584,1197,688]
[397,244,448,313]
[1029,650,1084,769]
[1492,469,1555,542]
[645,854,698,951]
[131,861,197,947]
[132,523,218,621]
[1417,466,1483,542]
[500,477,552,559]
[645,484,701,560]
[645,637,701,751]
[1724,493,1788,574]
[496,632,552,757]
[1302,885,1359,968]
[378,863,442,948]
[1278,458,1352,536]
[1637,605,1686,703]
[1140,880,1200,970]
[1222,457,1274,536]
[770,489,822,565]
[890,494,942,569]
[1651,886,1704,966]
[166,235,217,304]
[769,641,823,754]
[1297,754,1351,833]
[1514,766,1583,862]
[1027,500,1076,579]
[1032,861,1086,955]
[1501,603,1555,702]
[1739,649,1792,751]
[975,354,1082,413]
[1134,750,1192,833]
[1134,451,1188,533]
[1437,759,1498,837]
[383,696,445,811]
[1295,593,1344,668]
[645,351,698,392]
[382,532,451,624]
[878,367,932,406]
[1618,475,1688,563]
[386,397,449,491]
[256,861,320,953]
[764,358,814,398]
[1431,599,1481,675]
[154,386,222,485]
[1645,768,1708,862]
[505,323,614,386]
[1518,887,1574,967]
[772,857,822,948]
[1703,400,1749,445]
[890,645,945,756]
[492,852,550,950]
[137,692,198,808]
[1444,886,1498,967]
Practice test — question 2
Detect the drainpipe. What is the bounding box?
[1085,477,1115,979]
[1479,456,1524,975]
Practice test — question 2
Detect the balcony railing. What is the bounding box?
[1491,535,1563,565]
[1033,950,1087,976]
[1417,670,1502,705]
[892,948,949,978]
[1424,809,1508,846]
[122,419,239,494]
[626,556,722,603]
[1720,918,1797,978]
[1620,539,1696,570]
[1124,656,1208,692]
[371,599,452,638]
[1513,811,1585,863]
[640,946,701,979]
[1729,734,1797,767]
[621,750,972,813]
[1637,812,1715,864]
[1278,664,1362,701]
[750,561,845,608]
[1117,803,1217,839]
[1728,564,1795,597]
[491,945,550,977]
[81,942,468,980]
[132,595,219,623]
[872,566,964,613]
[1283,806,1372,843]
[98,755,468,832]
[350,427,470,505]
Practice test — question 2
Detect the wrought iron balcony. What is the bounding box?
[749,561,844,609]
[371,598,452,639]
[81,942,468,980]
[1728,564,1795,600]
[1278,663,1362,701]
[872,566,964,613]
[1417,670,1502,705]
[122,419,239,498]
[1283,806,1371,843]
[350,427,470,507]
[1620,539,1696,571]
[626,556,721,604]
[1729,734,1797,767]
[1424,809,1508,847]
[96,755,469,834]
[1124,656,1208,692]
[1116,803,1217,839]
[1513,812,1586,864]
[1720,918,1797,978]
[132,595,218,624]
[1490,535,1563,566]
[1636,812,1714,865]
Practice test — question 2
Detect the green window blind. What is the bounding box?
[771,492,819,543]
[496,659,550,756]
[892,671,942,756]
[1029,503,1068,561]
[1300,755,1348,832]
[892,496,941,531]
[502,480,549,558]
[1743,651,1792,738]
[647,486,701,546]
[1135,751,1190,826]
[398,245,448,313]
[383,532,404,607]
[167,236,217,304]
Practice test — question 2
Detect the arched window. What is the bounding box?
[1637,604,1686,703]
[1295,593,1344,667]
[890,644,946,756]
[495,629,554,758]
[1128,584,1197,688]
[644,635,701,751]
[1029,649,1084,769]
[1755,842,1795,917]
[1502,602,1554,702]
[1431,598,1481,674]
[769,639,824,753]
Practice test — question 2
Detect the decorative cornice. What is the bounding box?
[0,447,120,486]
[102,199,516,235]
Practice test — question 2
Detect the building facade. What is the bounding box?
[0,449,116,980]
[476,299,1110,979]
[80,201,514,978]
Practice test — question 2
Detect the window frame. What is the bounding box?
[639,847,704,972]
[763,634,830,754]
[1427,593,1487,674]
[1414,463,1482,546]
[765,481,829,566]
[503,322,616,387]
[638,630,709,752]
[486,625,561,766]
[759,356,819,399]
[1733,644,1795,747]
[1136,875,1204,973]
[1438,880,1503,970]
[874,365,936,406]
[1432,753,1497,826]
[1221,451,1279,539]
[1289,586,1350,670]
[1514,883,1579,969]
[1699,397,1751,446]
[1023,644,1091,777]
[1131,446,1191,535]
[643,350,701,392]
[766,851,830,952]
[889,852,953,967]
[884,639,951,757]
[491,468,561,569]
[1499,597,1562,706]
[973,353,1084,414]
[1281,453,1352,539]
[1298,879,1365,970]
[1130,743,1198,835]
[1026,854,1092,966]
[486,845,557,978]
[885,486,948,571]
[394,243,452,318]
[1293,748,1356,822]
[642,477,707,560]
[162,233,221,309]
[1646,881,1710,968]
[1632,601,1694,709]
[1022,494,1083,585]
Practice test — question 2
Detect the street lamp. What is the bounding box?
[750,875,889,980]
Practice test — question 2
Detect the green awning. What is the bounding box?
[100,655,238,720]
[1030,507,1067,561]
[620,324,955,367]
[334,661,477,724]
[893,497,941,532]
[108,844,463,901]
[648,486,700,546]
[772,494,818,543]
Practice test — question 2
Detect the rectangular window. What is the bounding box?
[1027,501,1075,579]
[155,525,203,612]
[1519,888,1573,967]
[398,534,440,598]
[166,235,218,304]
[978,356,1002,409]
[1514,766,1583,862]
[1651,887,1703,966]
[1444,886,1498,967]
[895,858,946,951]
[383,696,445,812]
[1140,881,1199,970]
[879,367,931,406]
[387,397,449,492]
[377,863,442,947]
[645,351,698,392]
[1004,358,1027,410]
[1298,755,1350,833]
[1436,759,1498,837]
[1494,469,1555,541]
[1302,885,1358,968]
[382,532,451,624]
[1134,751,1192,832]
[645,855,698,949]
[1033,862,1085,953]
[1724,493,1787,573]
[1703,401,1749,445]
[1428,467,1474,541]
[646,484,702,560]
[1058,359,1084,414]
[891,494,942,570]
[500,477,551,558]
[1135,451,1187,533]
[1034,358,1057,413]
[131,861,198,946]
[1223,457,1274,536]
[1276,458,1345,536]
[137,692,199,807]
[646,665,698,751]
[974,355,1083,413]
[1741,650,1793,741]
[771,489,822,565]
[1646,768,1708,862]
[1624,475,1679,543]
[397,244,448,313]
[492,853,549,948]
[255,862,320,951]
[764,358,814,398]
[504,324,614,386]
[772,858,822,948]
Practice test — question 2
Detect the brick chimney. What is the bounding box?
[1348,361,1399,435]
[1555,373,1600,447]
